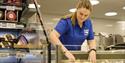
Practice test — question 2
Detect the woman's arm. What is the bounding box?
[49,29,67,52]
[49,29,76,61]
[87,39,96,50]
[87,39,96,63]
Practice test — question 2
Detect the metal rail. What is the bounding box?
[33,0,51,63]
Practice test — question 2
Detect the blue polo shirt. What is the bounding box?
[55,17,94,50]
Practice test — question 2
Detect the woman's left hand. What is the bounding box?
[88,50,96,63]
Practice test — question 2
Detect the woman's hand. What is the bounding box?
[64,51,76,62]
[88,50,96,63]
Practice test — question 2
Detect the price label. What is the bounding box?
[6,6,15,10]
[1,23,7,28]
[7,23,16,28]
[0,23,2,28]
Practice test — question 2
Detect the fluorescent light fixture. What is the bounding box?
[105,24,113,27]
[90,0,100,5]
[28,4,40,8]
[117,21,125,23]
[105,12,117,16]
[69,8,76,13]
[123,6,125,10]
[52,18,60,21]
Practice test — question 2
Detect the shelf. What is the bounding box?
[0,0,28,8]
[115,43,125,46]
[0,0,44,53]
[0,5,22,11]
[0,20,18,23]
[0,22,25,30]
[105,45,125,50]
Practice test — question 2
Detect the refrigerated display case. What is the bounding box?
[51,45,125,63]
[52,49,125,63]
[0,0,50,63]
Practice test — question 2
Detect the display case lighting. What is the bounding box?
[28,4,40,8]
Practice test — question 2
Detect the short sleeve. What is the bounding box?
[54,19,68,36]
[87,20,94,40]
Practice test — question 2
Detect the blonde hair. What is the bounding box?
[62,0,92,26]
[76,0,92,12]
[72,0,92,26]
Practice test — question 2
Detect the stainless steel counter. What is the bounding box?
[71,50,125,59]
[1,49,123,62]
[0,49,125,63]
[53,59,125,63]
[51,50,125,60]
[51,50,125,63]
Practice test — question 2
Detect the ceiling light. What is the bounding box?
[117,21,125,24]
[105,24,113,27]
[69,8,76,13]
[28,4,40,8]
[90,0,100,5]
[52,18,60,21]
[105,12,117,16]
[123,6,125,10]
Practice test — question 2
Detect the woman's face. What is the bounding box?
[76,8,90,23]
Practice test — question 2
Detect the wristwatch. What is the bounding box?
[88,49,96,53]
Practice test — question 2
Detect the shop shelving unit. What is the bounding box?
[0,0,49,63]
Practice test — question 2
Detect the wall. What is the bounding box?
[42,14,125,36]
[41,14,125,50]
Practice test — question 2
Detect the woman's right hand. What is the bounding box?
[64,51,76,62]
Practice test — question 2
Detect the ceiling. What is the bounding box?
[37,0,125,21]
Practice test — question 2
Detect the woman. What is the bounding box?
[49,0,96,63]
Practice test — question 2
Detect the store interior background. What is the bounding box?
[0,0,124,63]
[34,0,125,51]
